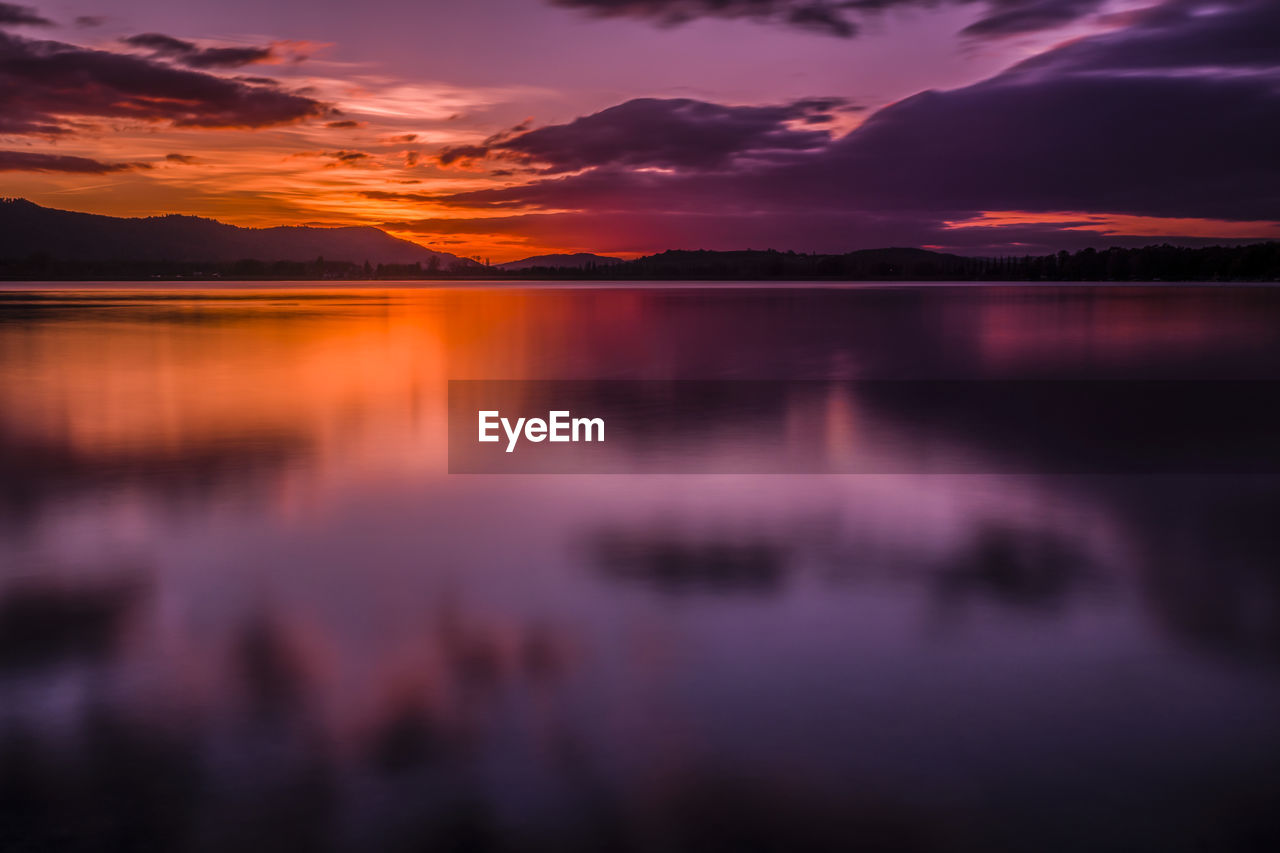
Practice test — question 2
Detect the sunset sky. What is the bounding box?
[1,0,1278,261]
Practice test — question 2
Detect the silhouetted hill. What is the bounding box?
[520,247,974,280]
[495,252,623,271]
[0,198,478,269]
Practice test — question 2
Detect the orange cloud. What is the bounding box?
[945,211,1280,240]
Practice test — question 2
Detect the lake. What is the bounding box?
[2,283,1280,852]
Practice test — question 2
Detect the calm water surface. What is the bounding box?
[2,283,1280,851]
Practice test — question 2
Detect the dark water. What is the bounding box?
[2,283,1280,852]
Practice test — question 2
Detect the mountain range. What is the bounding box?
[2,199,1276,281]
[0,198,477,268]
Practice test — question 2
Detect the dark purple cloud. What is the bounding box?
[120,32,275,69]
[550,0,861,37]
[436,97,852,172]
[821,0,1280,220]
[818,76,1280,220]
[436,144,491,166]
[428,0,1279,250]
[0,2,50,26]
[0,150,150,173]
[960,0,1105,38]
[1014,0,1280,72]
[0,30,329,135]
[421,167,778,212]
[550,0,1111,39]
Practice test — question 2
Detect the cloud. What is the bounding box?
[428,0,1280,251]
[435,144,492,167]
[361,190,434,203]
[435,97,852,173]
[120,32,274,68]
[0,2,50,26]
[549,0,1112,39]
[324,149,373,167]
[549,0,861,37]
[0,150,150,173]
[164,153,198,164]
[1012,0,1280,72]
[326,119,362,129]
[74,15,106,28]
[0,30,329,135]
[816,76,1280,221]
[819,0,1280,220]
[960,0,1107,38]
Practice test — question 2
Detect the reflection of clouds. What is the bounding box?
[0,577,145,673]
[170,594,579,752]
[0,706,210,852]
[931,520,1101,616]
[585,496,1117,619]
[971,287,1280,377]
[582,473,1280,668]
[4,286,1277,487]
[591,529,790,594]
[0,294,446,458]
[627,770,946,853]
[0,421,307,533]
[2,286,1280,849]
[0,702,955,852]
[235,614,311,718]
[0,583,586,848]
[1123,479,1280,666]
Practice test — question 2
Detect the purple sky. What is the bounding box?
[2,0,1277,259]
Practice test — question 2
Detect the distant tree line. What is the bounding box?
[2,243,1278,282]
[504,244,1280,282]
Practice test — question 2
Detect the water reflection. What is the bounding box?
[2,284,1280,851]
[0,578,143,672]
[591,529,791,594]
[933,521,1099,613]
